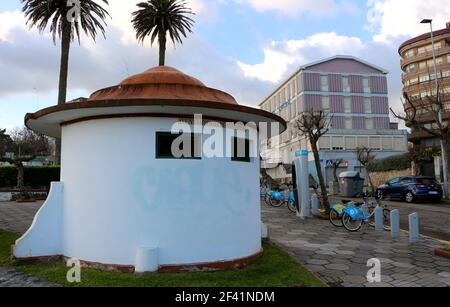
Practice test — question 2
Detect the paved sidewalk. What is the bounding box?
[0,201,57,287]
[262,204,450,287]
[0,201,43,234]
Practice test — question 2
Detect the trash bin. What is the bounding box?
[339,171,364,197]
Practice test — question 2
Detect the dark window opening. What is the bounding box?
[156,132,202,159]
[232,137,251,163]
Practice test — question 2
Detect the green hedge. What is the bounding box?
[367,154,411,173]
[0,166,60,189]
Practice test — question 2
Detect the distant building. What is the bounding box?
[260,55,408,184]
[399,23,450,178]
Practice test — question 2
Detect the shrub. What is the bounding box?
[0,166,60,189]
[367,154,411,173]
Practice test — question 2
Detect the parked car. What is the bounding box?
[376,176,443,203]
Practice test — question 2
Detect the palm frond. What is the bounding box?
[21,0,110,43]
[131,0,195,46]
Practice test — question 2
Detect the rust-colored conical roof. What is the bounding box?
[89,66,238,105]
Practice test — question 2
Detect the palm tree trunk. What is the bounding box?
[311,140,330,213]
[158,31,166,66]
[55,19,72,165]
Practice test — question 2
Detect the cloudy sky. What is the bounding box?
[1,0,449,130]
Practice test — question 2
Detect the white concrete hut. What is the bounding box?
[13,66,285,272]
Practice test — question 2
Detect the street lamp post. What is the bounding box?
[421,19,449,198]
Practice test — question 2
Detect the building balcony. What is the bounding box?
[403,74,450,93]
[402,63,450,82]
[401,46,450,70]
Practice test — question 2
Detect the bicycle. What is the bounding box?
[263,185,297,213]
[341,196,391,232]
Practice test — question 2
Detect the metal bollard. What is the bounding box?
[390,209,400,239]
[374,206,384,231]
[409,213,419,244]
[311,193,319,215]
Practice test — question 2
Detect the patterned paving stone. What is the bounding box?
[261,204,450,288]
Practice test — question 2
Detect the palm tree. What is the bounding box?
[21,0,109,164]
[132,0,195,66]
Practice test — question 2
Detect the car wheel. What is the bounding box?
[405,192,414,203]
[376,189,384,200]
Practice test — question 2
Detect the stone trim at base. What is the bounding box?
[11,248,264,274]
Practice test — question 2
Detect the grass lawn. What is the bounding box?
[0,230,325,287]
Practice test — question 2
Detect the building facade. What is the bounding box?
[399,23,450,178]
[260,56,408,184]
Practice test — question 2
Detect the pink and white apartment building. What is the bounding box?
[260,56,408,183]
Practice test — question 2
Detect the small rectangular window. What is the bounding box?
[232,137,251,163]
[319,136,331,150]
[345,117,352,130]
[369,137,381,150]
[332,136,344,151]
[321,75,329,92]
[366,118,374,130]
[364,98,371,113]
[363,78,371,93]
[382,137,393,150]
[345,136,356,150]
[357,136,369,148]
[344,97,352,113]
[322,96,330,112]
[342,77,350,92]
[156,132,202,159]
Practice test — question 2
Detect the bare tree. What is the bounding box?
[0,127,51,195]
[294,110,332,213]
[391,79,449,199]
[356,147,376,193]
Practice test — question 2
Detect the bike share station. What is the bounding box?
[288,151,421,244]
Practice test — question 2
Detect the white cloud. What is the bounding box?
[238,32,365,83]
[235,0,358,16]
[106,0,212,45]
[367,0,450,43]
[0,10,28,42]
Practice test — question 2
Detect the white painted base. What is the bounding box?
[261,223,269,239]
[13,182,63,258]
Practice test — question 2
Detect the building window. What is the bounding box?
[156,132,202,159]
[342,77,350,92]
[345,136,357,150]
[419,61,427,70]
[366,118,374,130]
[363,78,371,93]
[344,97,352,113]
[322,96,330,112]
[404,49,415,58]
[369,137,381,151]
[332,136,344,151]
[405,64,415,73]
[419,74,430,83]
[232,137,251,163]
[357,136,369,148]
[393,137,405,151]
[345,117,352,130]
[382,137,393,150]
[364,98,371,113]
[319,136,331,151]
[321,75,329,92]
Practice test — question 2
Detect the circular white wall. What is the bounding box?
[60,117,261,266]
